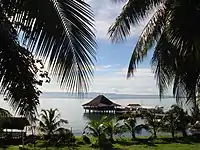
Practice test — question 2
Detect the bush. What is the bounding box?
[98,134,113,149]
[82,135,91,144]
[57,129,76,145]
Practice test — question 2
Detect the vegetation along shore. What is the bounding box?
[1,104,200,150]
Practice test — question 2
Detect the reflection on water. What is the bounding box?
[83,113,117,122]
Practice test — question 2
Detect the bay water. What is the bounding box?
[0,92,177,136]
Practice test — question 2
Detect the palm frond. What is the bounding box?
[2,0,97,93]
[164,0,200,108]
[0,10,41,119]
[108,0,162,43]
[59,119,68,124]
[48,108,60,123]
[39,120,48,134]
[38,109,67,137]
[124,121,132,131]
[151,32,176,98]
[84,125,99,137]
[127,6,166,78]
[41,109,49,123]
[135,124,149,134]
[100,116,109,122]
[54,119,68,128]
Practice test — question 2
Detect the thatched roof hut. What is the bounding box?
[82,95,121,107]
[1,117,30,130]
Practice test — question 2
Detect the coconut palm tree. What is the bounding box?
[103,118,122,142]
[84,116,107,146]
[109,0,200,115]
[162,109,179,138]
[38,108,68,141]
[54,127,75,147]
[143,110,164,139]
[119,116,146,140]
[0,0,96,120]
[170,105,190,137]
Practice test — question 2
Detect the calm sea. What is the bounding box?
[0,92,177,136]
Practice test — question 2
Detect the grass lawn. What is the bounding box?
[8,143,200,150]
[7,136,200,150]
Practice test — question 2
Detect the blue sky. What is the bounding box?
[41,0,165,95]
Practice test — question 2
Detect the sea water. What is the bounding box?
[0,92,177,136]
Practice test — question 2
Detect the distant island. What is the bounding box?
[41,92,175,99]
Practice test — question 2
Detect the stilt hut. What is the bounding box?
[82,95,121,114]
[0,117,30,145]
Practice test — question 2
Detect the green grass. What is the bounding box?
[7,143,200,150]
[6,136,200,150]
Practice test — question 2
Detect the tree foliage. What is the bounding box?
[38,108,68,140]
[109,0,200,113]
[0,0,96,120]
[143,110,164,138]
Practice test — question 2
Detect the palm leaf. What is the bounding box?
[151,32,176,98]
[108,0,162,43]
[127,6,166,78]
[165,0,200,108]
[84,125,99,137]
[54,119,68,128]
[38,109,68,137]
[0,11,41,119]
[124,121,132,131]
[135,124,149,134]
[2,0,97,93]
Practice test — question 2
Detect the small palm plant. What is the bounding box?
[84,116,107,146]
[143,110,164,139]
[38,108,68,141]
[124,117,137,140]
[162,109,179,138]
[170,105,190,137]
[124,117,146,141]
[104,118,121,142]
[117,114,146,141]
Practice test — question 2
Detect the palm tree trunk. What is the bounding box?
[182,129,187,137]
[192,93,199,121]
[171,131,175,139]
[193,105,199,121]
[153,129,157,139]
[31,127,36,150]
[131,132,136,141]
[110,134,114,142]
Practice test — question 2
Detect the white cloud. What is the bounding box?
[95,65,112,71]
[41,68,159,94]
[89,68,158,95]
[86,0,154,40]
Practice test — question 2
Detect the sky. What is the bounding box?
[41,0,166,96]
